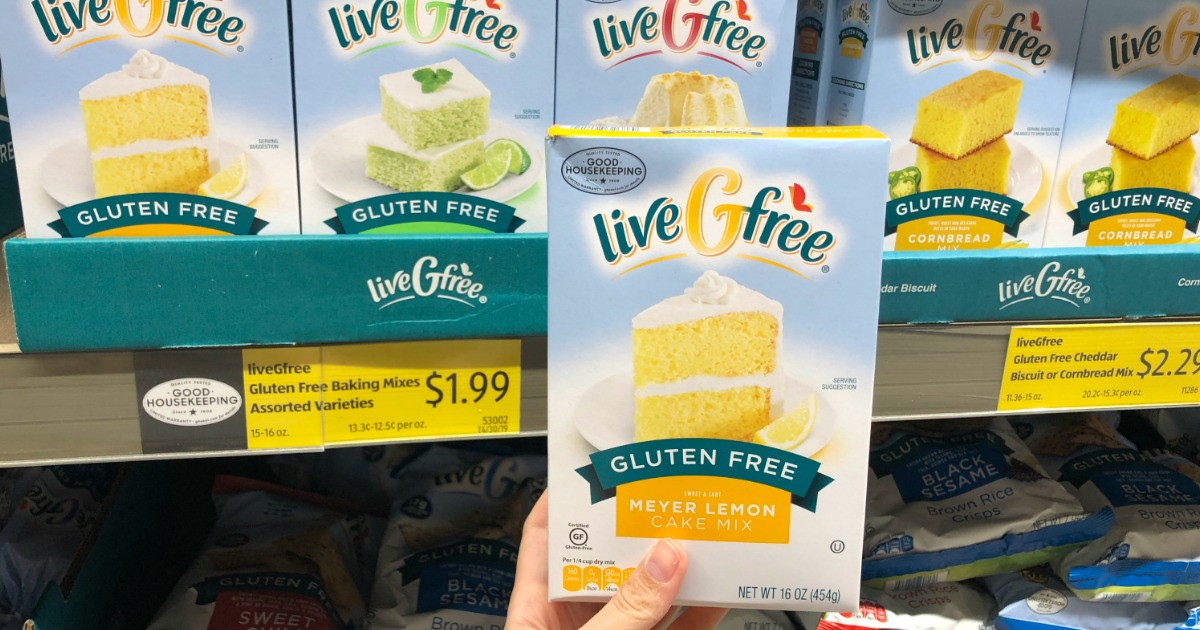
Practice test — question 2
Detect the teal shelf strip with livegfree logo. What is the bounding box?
[5,236,1200,352]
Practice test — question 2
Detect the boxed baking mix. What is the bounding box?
[789,0,839,126]
[546,126,889,609]
[0,0,300,237]
[0,55,20,236]
[1045,0,1200,248]
[826,0,1086,251]
[555,0,799,127]
[293,0,555,235]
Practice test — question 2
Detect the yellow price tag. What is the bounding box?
[321,339,521,444]
[999,323,1200,411]
[242,347,325,449]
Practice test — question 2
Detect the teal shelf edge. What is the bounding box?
[6,236,1200,351]
[878,245,1200,324]
[6,234,548,352]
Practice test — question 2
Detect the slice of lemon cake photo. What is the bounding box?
[80,49,214,198]
[632,270,783,442]
[629,72,749,127]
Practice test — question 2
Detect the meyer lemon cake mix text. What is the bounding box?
[555,0,799,127]
[1045,1,1200,247]
[825,0,1085,251]
[546,127,888,609]
[0,56,20,235]
[293,1,555,235]
[0,0,299,237]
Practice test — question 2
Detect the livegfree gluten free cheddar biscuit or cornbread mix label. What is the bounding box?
[826,0,1085,251]
[555,0,798,128]
[1045,1,1200,248]
[546,126,889,610]
[0,0,299,237]
[293,1,555,235]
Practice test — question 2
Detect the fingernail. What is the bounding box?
[643,539,682,583]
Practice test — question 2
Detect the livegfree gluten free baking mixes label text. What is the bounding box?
[0,0,300,237]
[555,0,798,128]
[1046,0,1200,247]
[293,0,555,235]
[546,126,888,610]
[827,0,1085,251]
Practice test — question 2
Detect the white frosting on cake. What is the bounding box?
[79,49,211,100]
[380,58,491,110]
[91,137,211,160]
[365,116,484,158]
[635,373,785,418]
[633,270,784,329]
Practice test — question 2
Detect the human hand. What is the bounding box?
[507,492,729,630]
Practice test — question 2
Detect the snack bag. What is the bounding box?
[983,566,1190,630]
[1023,414,1200,601]
[863,418,1112,590]
[0,465,121,627]
[147,477,383,629]
[367,452,546,629]
[813,582,995,630]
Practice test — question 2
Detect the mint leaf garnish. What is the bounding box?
[412,67,454,94]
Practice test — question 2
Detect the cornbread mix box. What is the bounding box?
[293,1,555,235]
[0,56,20,236]
[555,0,799,127]
[546,126,889,610]
[0,0,299,237]
[825,0,1086,251]
[1045,1,1200,248]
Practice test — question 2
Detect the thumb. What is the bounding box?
[582,539,687,630]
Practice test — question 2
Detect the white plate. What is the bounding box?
[889,138,1043,203]
[1066,137,1200,204]
[41,139,266,208]
[574,374,836,458]
[311,115,541,204]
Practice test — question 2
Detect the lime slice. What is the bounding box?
[198,153,249,200]
[487,139,531,175]
[752,393,817,450]
[460,152,511,191]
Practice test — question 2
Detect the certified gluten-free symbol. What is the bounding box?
[570,528,589,546]
[830,540,846,554]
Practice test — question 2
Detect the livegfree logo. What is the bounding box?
[366,255,488,310]
[998,261,1093,310]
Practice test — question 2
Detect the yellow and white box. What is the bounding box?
[547,127,889,609]
[826,0,1086,251]
[1046,0,1200,247]
[0,0,299,237]
[555,0,799,127]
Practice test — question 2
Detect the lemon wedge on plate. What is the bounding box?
[752,393,816,450]
[199,153,249,200]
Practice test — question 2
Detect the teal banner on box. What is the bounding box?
[0,55,20,236]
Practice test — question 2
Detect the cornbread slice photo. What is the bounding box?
[631,270,782,443]
[1107,74,1200,160]
[1112,140,1197,193]
[910,70,1023,160]
[629,72,749,127]
[380,59,491,151]
[916,138,1012,195]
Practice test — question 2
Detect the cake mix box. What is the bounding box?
[293,1,555,235]
[546,126,889,609]
[826,0,1086,251]
[555,0,799,127]
[0,0,299,237]
[1045,1,1200,248]
[789,0,839,126]
[0,55,20,236]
